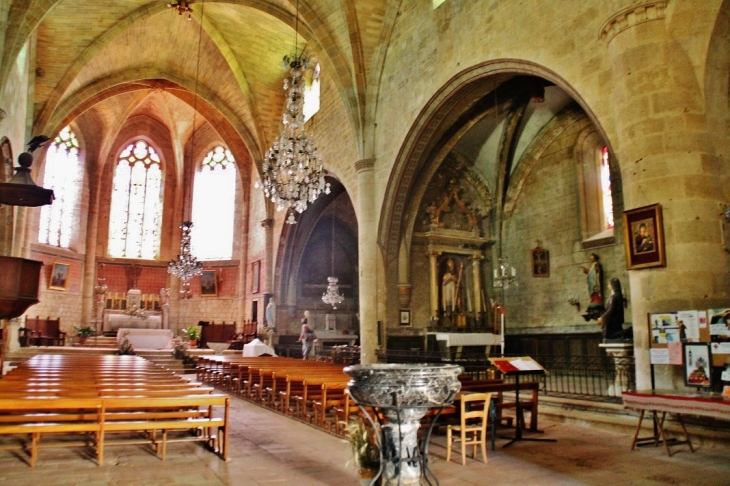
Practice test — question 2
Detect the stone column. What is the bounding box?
[427,251,440,318]
[80,167,101,327]
[601,2,730,389]
[355,159,377,364]
[261,218,274,295]
[471,254,483,317]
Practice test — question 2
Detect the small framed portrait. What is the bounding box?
[49,262,70,290]
[200,270,218,296]
[251,261,260,294]
[623,204,666,270]
[683,342,712,388]
[531,246,549,278]
[399,310,411,327]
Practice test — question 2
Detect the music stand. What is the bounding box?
[490,356,557,448]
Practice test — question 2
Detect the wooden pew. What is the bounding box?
[18,316,66,347]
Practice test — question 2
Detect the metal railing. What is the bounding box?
[376,350,635,403]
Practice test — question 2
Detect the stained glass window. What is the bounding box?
[38,126,81,248]
[108,140,163,259]
[191,146,236,260]
[600,146,614,230]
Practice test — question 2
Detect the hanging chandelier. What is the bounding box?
[322,214,344,308]
[168,221,204,289]
[258,0,329,223]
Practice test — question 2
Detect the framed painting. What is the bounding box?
[49,262,70,290]
[683,342,712,388]
[531,246,549,277]
[200,270,218,297]
[623,204,666,270]
[399,310,411,327]
[251,261,260,294]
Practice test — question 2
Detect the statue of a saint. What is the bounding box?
[582,253,605,320]
[442,258,460,314]
[160,287,170,329]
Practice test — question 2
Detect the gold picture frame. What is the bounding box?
[623,203,666,270]
[200,270,218,297]
[49,262,70,290]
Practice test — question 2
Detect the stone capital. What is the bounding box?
[599,1,667,43]
[354,158,375,173]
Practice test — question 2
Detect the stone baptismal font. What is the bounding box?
[344,363,462,486]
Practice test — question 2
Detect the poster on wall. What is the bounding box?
[650,312,680,344]
[708,308,730,342]
[676,310,701,342]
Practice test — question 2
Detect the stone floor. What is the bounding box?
[0,395,728,486]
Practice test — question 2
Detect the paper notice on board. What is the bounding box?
[650,348,670,365]
[667,342,683,364]
[676,310,700,342]
[710,342,730,355]
[699,310,708,329]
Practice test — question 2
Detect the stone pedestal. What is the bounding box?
[344,363,462,486]
[599,342,634,397]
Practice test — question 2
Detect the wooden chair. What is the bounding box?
[446,392,492,465]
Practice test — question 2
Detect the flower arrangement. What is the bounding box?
[344,415,380,477]
[74,325,95,338]
[125,303,148,319]
[116,331,135,355]
[172,336,190,360]
[182,326,199,341]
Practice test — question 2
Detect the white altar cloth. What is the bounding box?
[428,332,501,347]
[106,314,162,332]
[243,338,277,357]
[117,328,173,350]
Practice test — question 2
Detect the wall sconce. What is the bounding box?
[568,294,580,312]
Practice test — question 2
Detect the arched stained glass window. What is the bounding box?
[108,140,163,259]
[38,126,81,248]
[600,146,614,230]
[191,146,236,260]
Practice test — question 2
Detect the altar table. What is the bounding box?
[106,314,162,332]
[426,332,500,357]
[622,390,730,456]
[117,328,172,350]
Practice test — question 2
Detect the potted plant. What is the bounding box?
[74,325,95,345]
[182,326,199,346]
[345,415,380,485]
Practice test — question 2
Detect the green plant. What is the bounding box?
[74,325,95,338]
[182,326,199,340]
[344,415,380,473]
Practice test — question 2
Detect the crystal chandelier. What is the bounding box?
[258,0,330,223]
[168,221,204,297]
[167,0,193,20]
[322,214,344,308]
[493,257,517,289]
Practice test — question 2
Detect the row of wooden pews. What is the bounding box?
[196,356,354,433]
[0,354,229,466]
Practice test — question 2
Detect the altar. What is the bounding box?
[117,328,172,350]
[427,332,500,357]
[105,313,162,333]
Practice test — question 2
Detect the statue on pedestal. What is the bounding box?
[160,287,170,329]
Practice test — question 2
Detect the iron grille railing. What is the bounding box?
[376,350,635,403]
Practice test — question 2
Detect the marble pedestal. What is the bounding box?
[344,363,462,486]
[599,342,634,396]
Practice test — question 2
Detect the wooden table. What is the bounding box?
[622,389,730,456]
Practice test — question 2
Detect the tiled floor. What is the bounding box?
[0,395,728,486]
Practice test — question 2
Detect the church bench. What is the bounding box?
[0,394,230,466]
[18,316,66,347]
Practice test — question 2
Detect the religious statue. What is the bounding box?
[442,257,462,314]
[596,278,625,340]
[582,253,605,321]
[264,297,276,346]
[160,287,170,329]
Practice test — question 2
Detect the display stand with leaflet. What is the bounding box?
[490,356,557,448]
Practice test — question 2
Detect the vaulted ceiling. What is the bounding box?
[1,0,394,171]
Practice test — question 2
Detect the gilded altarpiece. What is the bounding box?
[411,165,494,331]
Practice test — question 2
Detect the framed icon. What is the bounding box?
[200,270,218,296]
[623,204,666,270]
[399,310,411,326]
[251,261,260,294]
[531,246,549,277]
[49,262,70,290]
